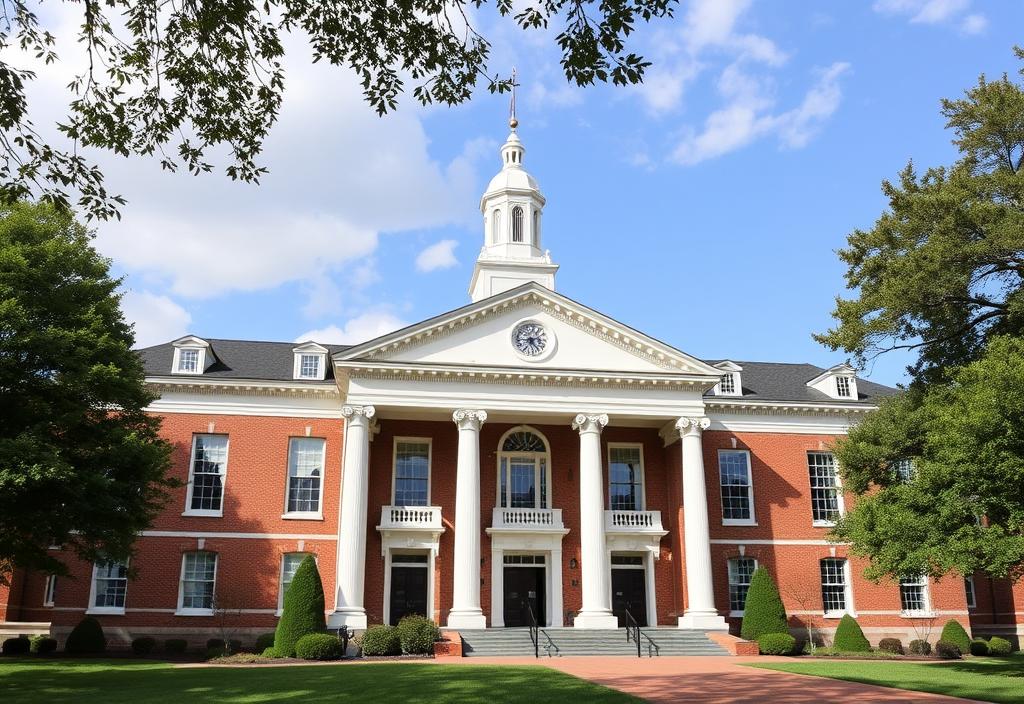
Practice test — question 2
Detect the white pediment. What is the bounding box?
[336,284,721,378]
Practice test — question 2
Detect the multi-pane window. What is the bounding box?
[44,575,57,607]
[964,576,976,609]
[727,558,757,613]
[608,446,644,511]
[719,373,736,395]
[287,437,325,514]
[298,354,321,379]
[179,552,217,612]
[92,561,128,610]
[279,553,309,610]
[719,450,754,523]
[178,348,199,373]
[394,441,430,506]
[808,452,842,524]
[498,431,548,509]
[187,434,228,513]
[900,575,929,614]
[893,459,916,483]
[820,558,849,614]
[836,376,852,397]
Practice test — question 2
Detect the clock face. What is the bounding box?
[513,322,548,357]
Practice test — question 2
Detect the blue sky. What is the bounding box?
[23,1,1024,386]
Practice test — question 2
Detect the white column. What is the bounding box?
[331,404,375,630]
[572,412,618,628]
[675,416,728,630]
[448,409,488,629]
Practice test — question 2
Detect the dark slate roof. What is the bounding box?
[138,339,350,383]
[138,338,899,403]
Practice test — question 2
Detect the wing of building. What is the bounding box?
[3,112,1018,654]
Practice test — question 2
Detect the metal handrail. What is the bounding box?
[523,601,559,657]
[623,606,660,658]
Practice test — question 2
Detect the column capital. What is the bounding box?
[674,416,710,437]
[452,409,487,431]
[572,413,609,435]
[342,405,376,424]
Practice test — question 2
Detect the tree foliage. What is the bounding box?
[0,0,676,220]
[739,567,789,641]
[274,554,326,657]
[0,201,173,582]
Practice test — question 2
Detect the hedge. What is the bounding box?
[832,614,870,652]
[396,615,439,655]
[935,640,962,659]
[757,633,796,655]
[939,620,971,655]
[908,639,931,655]
[739,568,788,641]
[295,633,344,660]
[988,637,1012,656]
[164,639,188,654]
[361,625,402,656]
[2,637,30,655]
[131,637,156,655]
[969,639,989,656]
[878,637,903,655]
[274,554,326,657]
[64,616,106,654]
[30,635,57,654]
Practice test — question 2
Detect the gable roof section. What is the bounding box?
[139,338,349,382]
[703,360,897,405]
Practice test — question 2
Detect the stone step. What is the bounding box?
[459,628,730,657]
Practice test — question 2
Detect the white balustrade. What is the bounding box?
[491,507,564,530]
[604,509,664,532]
[378,505,442,530]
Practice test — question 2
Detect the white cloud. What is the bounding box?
[873,0,985,31]
[415,239,459,272]
[296,310,407,345]
[120,290,192,348]
[960,14,987,34]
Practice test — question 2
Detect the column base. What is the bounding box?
[677,611,729,631]
[573,611,620,629]
[447,610,487,629]
[327,609,367,631]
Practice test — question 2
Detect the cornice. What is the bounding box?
[145,376,340,399]
[704,398,878,415]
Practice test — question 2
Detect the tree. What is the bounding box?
[274,554,326,657]
[739,567,789,641]
[0,1,675,221]
[0,201,173,582]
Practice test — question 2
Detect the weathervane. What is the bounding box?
[509,67,518,130]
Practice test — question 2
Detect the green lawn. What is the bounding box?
[748,654,1024,704]
[0,658,639,704]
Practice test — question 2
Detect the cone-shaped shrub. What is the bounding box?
[832,614,870,652]
[740,567,788,641]
[274,554,326,657]
[939,620,971,654]
[64,616,106,654]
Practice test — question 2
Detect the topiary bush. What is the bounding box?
[261,646,282,658]
[908,639,931,655]
[878,637,904,655]
[935,640,962,659]
[2,636,30,655]
[939,620,971,655]
[757,632,796,655]
[273,554,326,657]
[361,625,401,656]
[131,637,156,655]
[396,615,440,655]
[832,614,870,652]
[969,639,989,656]
[740,567,789,642]
[163,638,188,654]
[987,637,1012,656]
[295,633,344,661]
[64,616,106,654]
[30,635,57,654]
[255,633,276,652]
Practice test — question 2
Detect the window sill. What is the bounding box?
[43,602,54,608]
[900,611,936,619]
[182,510,223,518]
[85,608,125,616]
[728,610,745,618]
[722,520,758,527]
[175,609,214,617]
[812,520,837,528]
[823,611,855,620]
[281,512,323,521]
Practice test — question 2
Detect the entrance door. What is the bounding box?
[612,569,647,627]
[389,564,428,625]
[503,567,546,627]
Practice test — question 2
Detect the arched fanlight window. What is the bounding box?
[502,431,546,452]
[492,209,501,243]
[511,206,524,243]
[497,428,550,509]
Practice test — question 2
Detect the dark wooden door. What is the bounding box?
[612,569,647,627]
[503,567,545,627]
[389,566,428,625]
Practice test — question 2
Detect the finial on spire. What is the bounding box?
[509,67,518,130]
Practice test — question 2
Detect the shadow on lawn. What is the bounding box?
[938,655,1024,678]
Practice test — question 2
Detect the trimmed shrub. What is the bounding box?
[255,633,276,652]
[832,614,870,652]
[273,554,326,657]
[878,638,904,655]
[396,615,440,655]
[361,625,401,656]
[2,637,30,655]
[757,633,796,655]
[908,639,931,655]
[131,637,156,655]
[30,636,57,654]
[987,637,1012,656]
[969,639,989,656]
[295,633,344,661]
[935,640,962,659]
[64,616,106,654]
[740,567,789,641]
[939,620,971,655]
[262,646,282,658]
[164,638,188,654]
[206,638,225,650]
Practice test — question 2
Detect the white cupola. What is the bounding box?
[469,93,558,302]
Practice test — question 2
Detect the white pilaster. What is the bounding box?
[448,409,488,629]
[331,404,375,630]
[572,412,618,629]
[675,416,728,630]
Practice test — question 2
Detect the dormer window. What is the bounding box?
[292,342,328,381]
[171,336,210,375]
[179,349,199,373]
[836,375,852,398]
[807,363,859,401]
[713,361,743,397]
[299,354,320,379]
[719,373,736,395]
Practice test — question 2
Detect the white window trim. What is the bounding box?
[183,433,229,518]
[282,436,327,520]
[822,558,857,619]
[171,346,206,375]
[835,375,854,398]
[277,552,314,615]
[899,575,935,618]
[175,552,218,616]
[809,452,845,528]
[43,574,56,607]
[607,442,646,512]
[965,575,977,609]
[495,426,553,510]
[727,556,758,618]
[293,352,327,381]
[718,449,756,526]
[85,560,128,616]
[391,437,432,506]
